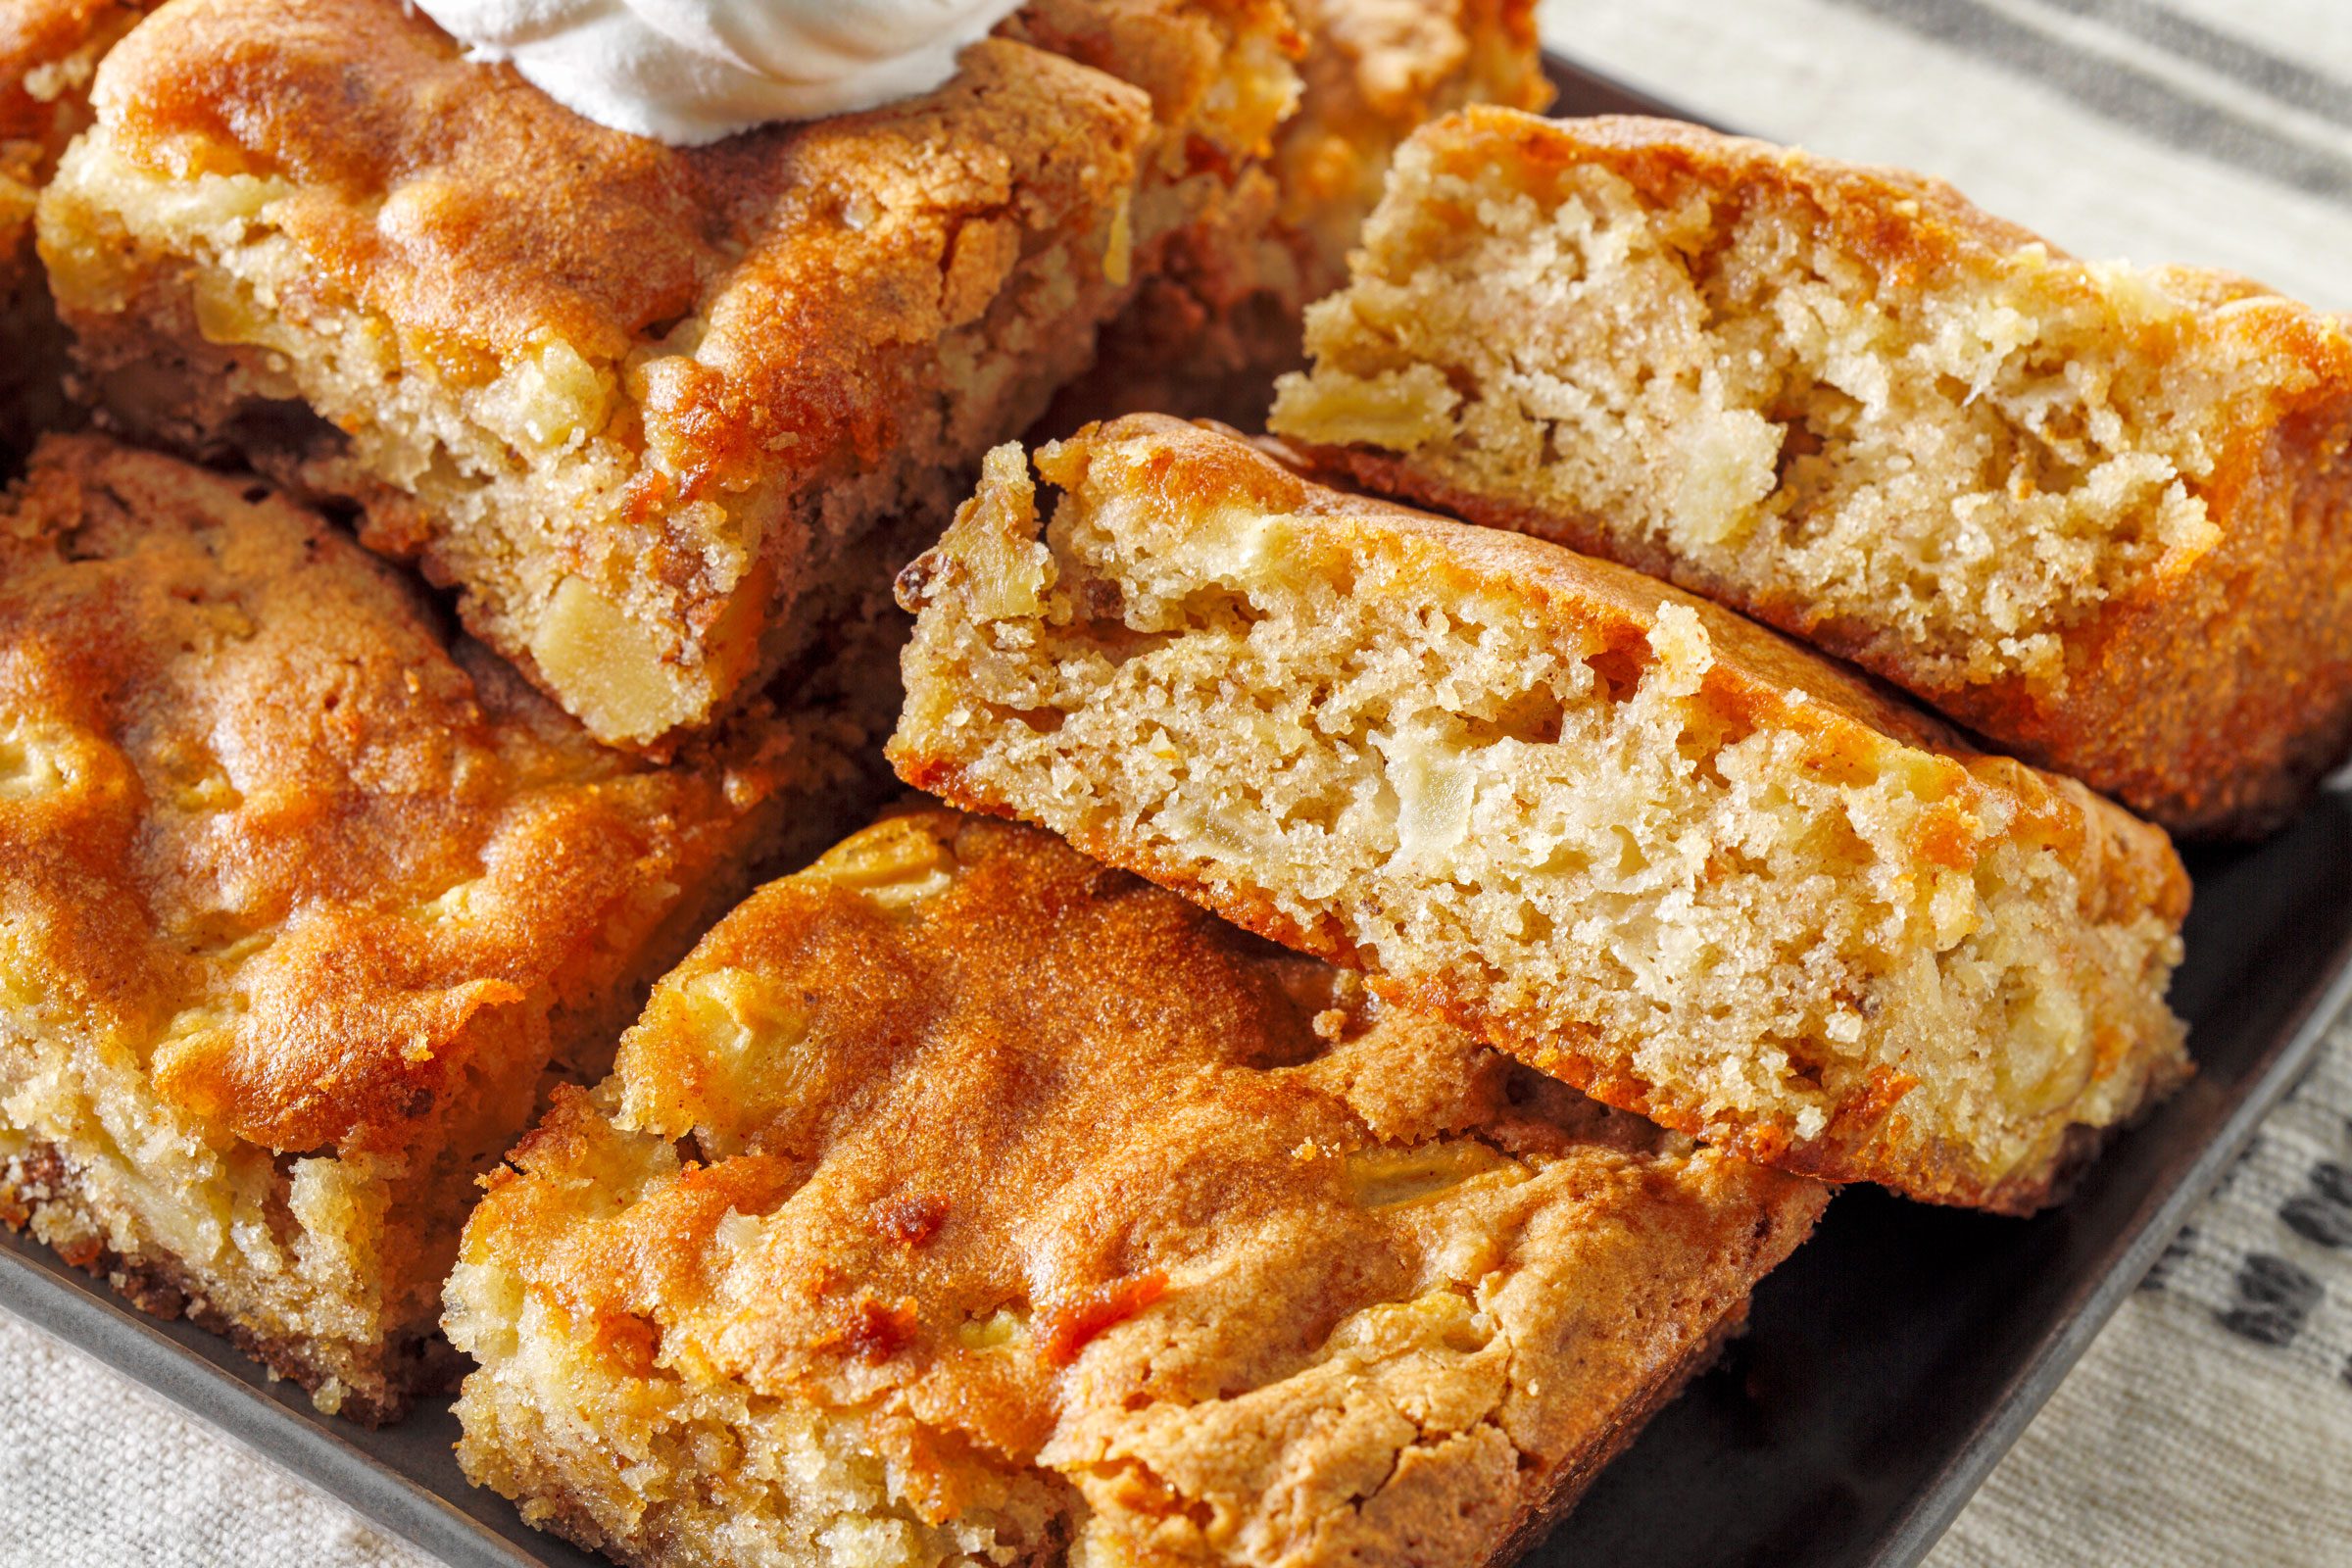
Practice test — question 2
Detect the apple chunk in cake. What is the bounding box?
[890,416,2191,1211]
[0,435,872,1421]
[1269,110,2352,836]
[36,0,1300,747]
[448,806,1826,1568]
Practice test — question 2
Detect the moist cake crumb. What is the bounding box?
[890,415,2190,1211]
[1270,110,2352,836]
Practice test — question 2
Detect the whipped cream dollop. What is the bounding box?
[414,0,1030,146]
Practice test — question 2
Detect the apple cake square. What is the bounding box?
[0,433,876,1420]
[1269,110,2352,836]
[37,0,1300,747]
[448,805,1826,1567]
[890,416,2190,1211]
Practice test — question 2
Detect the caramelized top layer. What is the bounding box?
[464,806,1825,1555]
[1,0,148,146]
[0,435,816,1157]
[86,0,1304,506]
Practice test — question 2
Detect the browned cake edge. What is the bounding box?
[0,1143,459,1424]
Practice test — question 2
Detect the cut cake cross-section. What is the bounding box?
[1269,109,2352,836]
[890,415,2191,1211]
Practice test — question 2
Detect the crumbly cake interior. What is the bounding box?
[449,807,1825,1568]
[35,0,1299,748]
[1268,110,2322,697]
[0,435,875,1419]
[891,419,2189,1209]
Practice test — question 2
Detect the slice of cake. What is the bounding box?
[1268,110,2352,837]
[0,434,877,1421]
[35,0,1299,748]
[889,416,2191,1211]
[1045,0,1550,429]
[0,0,151,456]
[448,805,1827,1568]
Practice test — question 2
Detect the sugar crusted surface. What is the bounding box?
[449,805,1825,1568]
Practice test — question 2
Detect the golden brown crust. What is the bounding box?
[98,1,1139,422]
[0,436,800,1155]
[42,0,1311,746]
[453,806,1827,1566]
[96,0,1147,496]
[0,433,870,1413]
[1277,109,2352,837]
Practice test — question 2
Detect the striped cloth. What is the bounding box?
[1540,1,2352,1562]
[3,4,2350,1566]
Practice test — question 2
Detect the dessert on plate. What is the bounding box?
[890,416,2190,1212]
[0,0,151,455]
[1268,109,2352,837]
[0,434,877,1420]
[37,0,1303,748]
[449,805,1827,1567]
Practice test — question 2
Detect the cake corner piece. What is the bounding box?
[891,415,2190,1212]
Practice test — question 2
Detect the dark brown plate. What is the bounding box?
[6,56,2350,1568]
